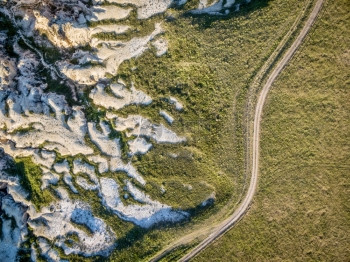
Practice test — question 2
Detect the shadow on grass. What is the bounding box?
[105,200,215,260]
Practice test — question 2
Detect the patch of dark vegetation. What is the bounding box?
[17,226,38,262]
[8,124,35,135]
[6,157,55,211]
[36,34,63,64]
[84,102,107,123]
[91,13,156,42]
[0,12,19,58]
[40,67,78,106]
[108,127,134,161]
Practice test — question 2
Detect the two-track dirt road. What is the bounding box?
[177,0,325,260]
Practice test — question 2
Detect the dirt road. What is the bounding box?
[177,0,325,261]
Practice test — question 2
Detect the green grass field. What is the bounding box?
[193,0,350,261]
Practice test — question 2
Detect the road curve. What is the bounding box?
[178,0,325,261]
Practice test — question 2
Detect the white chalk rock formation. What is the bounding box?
[152,37,169,57]
[0,52,17,89]
[169,96,184,111]
[90,82,152,110]
[0,149,28,262]
[95,0,175,19]
[100,178,188,228]
[128,137,152,156]
[160,110,174,124]
[28,187,116,257]
[191,0,237,15]
[89,6,132,22]
[112,115,186,143]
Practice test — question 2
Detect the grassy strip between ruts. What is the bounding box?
[193,0,350,261]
